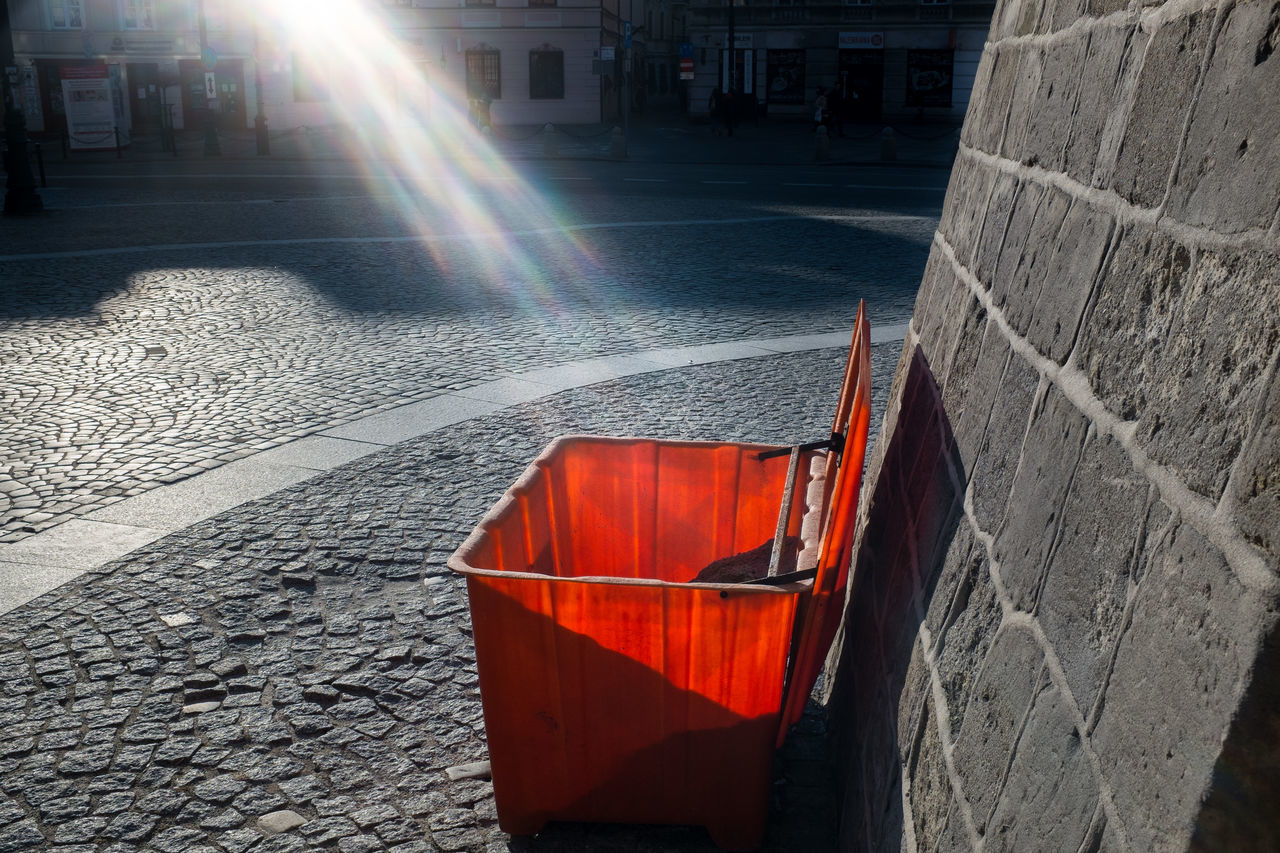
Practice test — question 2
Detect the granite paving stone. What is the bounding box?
[0,345,897,850]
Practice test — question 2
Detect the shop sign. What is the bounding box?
[838,32,884,49]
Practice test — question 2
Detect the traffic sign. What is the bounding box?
[600,46,615,60]
[623,21,632,48]
[204,72,217,100]
[202,45,218,71]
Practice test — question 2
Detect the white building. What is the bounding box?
[5,0,643,143]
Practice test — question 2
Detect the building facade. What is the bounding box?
[5,0,636,144]
[684,0,994,123]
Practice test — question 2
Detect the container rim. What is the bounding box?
[445,433,819,593]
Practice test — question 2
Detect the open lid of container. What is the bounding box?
[774,300,872,743]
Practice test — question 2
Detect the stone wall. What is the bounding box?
[824,0,1280,849]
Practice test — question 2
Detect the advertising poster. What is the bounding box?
[765,50,805,104]
[61,66,117,150]
[905,49,953,108]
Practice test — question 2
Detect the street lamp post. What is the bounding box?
[253,25,269,155]
[726,0,735,94]
[197,0,221,156]
[1,0,42,215]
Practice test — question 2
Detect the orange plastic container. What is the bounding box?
[447,307,871,850]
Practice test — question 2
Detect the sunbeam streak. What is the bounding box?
[244,0,603,294]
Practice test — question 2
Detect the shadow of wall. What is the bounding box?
[822,341,965,852]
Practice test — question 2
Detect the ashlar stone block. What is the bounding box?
[1035,429,1150,717]
[1228,352,1279,566]
[968,348,1039,536]
[913,251,969,371]
[1077,222,1191,422]
[907,699,954,852]
[1166,0,1280,234]
[950,624,1048,835]
[988,0,1031,41]
[1091,522,1269,852]
[938,156,998,272]
[931,540,1002,744]
[1132,246,1280,499]
[963,47,1024,154]
[923,521,978,646]
[983,683,1100,853]
[1111,9,1214,208]
[1085,0,1128,17]
[992,383,1090,611]
[960,50,997,147]
[1064,25,1142,185]
[895,633,934,764]
[1026,197,1115,363]
[973,172,1021,288]
[1008,37,1086,169]
[943,308,1003,480]
[989,182,1067,339]
[1000,48,1045,164]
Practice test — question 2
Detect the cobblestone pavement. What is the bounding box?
[1,195,934,542]
[0,343,898,853]
[65,109,961,168]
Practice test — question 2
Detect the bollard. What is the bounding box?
[610,126,626,160]
[115,127,122,159]
[880,127,897,162]
[34,143,45,188]
[815,125,829,162]
[542,123,558,157]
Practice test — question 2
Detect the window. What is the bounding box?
[121,0,155,29]
[466,49,501,99]
[529,0,557,7]
[529,48,563,99]
[49,0,84,29]
[465,0,496,6]
[905,49,953,106]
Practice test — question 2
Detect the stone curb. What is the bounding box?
[0,324,908,617]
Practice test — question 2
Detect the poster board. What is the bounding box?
[61,66,119,150]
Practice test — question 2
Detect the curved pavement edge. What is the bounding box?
[0,323,910,615]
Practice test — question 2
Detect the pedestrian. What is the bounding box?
[724,88,737,137]
[813,87,828,131]
[709,87,723,135]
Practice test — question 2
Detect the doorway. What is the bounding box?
[838,50,884,122]
[126,62,161,132]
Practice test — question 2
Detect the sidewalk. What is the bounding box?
[42,108,961,169]
[0,340,903,853]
